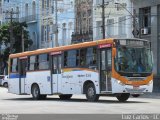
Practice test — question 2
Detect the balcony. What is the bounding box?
[71,32,93,44]
[19,14,37,23]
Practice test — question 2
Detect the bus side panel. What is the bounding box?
[8,77,20,95]
[61,70,100,94]
[81,71,100,94]
[25,71,52,95]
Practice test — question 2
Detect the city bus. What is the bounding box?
[8,38,153,102]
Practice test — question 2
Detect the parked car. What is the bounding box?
[0,75,8,88]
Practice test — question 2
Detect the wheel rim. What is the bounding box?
[4,83,7,87]
[87,87,94,98]
[33,87,39,97]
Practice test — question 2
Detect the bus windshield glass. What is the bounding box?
[115,46,153,73]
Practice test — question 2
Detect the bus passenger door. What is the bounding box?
[51,55,61,93]
[100,48,112,92]
[19,58,27,94]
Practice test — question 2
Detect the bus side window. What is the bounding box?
[80,48,86,66]
[28,56,36,71]
[11,58,18,73]
[64,50,77,67]
[76,50,80,66]
[86,47,97,69]
[64,51,68,67]
[38,54,49,70]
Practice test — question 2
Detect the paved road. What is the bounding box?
[0,87,160,114]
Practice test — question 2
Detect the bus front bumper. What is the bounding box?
[111,78,153,94]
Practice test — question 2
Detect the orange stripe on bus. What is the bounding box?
[9,38,114,58]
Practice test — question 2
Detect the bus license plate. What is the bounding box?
[133,86,139,90]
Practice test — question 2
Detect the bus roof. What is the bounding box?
[9,38,149,59]
[9,38,114,58]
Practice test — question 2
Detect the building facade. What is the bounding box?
[72,0,93,44]
[40,0,54,48]
[0,0,3,25]
[93,0,133,40]
[133,0,160,77]
[57,0,75,46]
[3,0,40,50]
[40,0,75,48]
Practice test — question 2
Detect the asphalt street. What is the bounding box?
[0,87,160,114]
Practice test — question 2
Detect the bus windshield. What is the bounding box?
[115,46,153,73]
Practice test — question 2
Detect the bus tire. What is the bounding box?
[85,83,99,102]
[116,93,130,102]
[40,95,47,100]
[132,94,140,98]
[59,94,72,100]
[31,84,41,100]
[3,82,8,88]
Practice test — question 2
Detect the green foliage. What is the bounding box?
[0,22,33,74]
[0,22,33,60]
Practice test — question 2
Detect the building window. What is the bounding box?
[16,7,19,19]
[107,19,114,37]
[96,21,102,39]
[68,22,73,41]
[119,16,126,35]
[139,7,151,34]
[62,23,66,45]
[32,1,36,16]
[25,3,29,17]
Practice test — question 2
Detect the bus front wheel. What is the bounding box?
[132,94,140,98]
[31,84,47,100]
[85,83,99,102]
[116,93,130,102]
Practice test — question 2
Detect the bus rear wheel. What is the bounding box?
[116,93,130,102]
[59,94,72,100]
[85,83,99,102]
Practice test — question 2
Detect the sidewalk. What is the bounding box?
[138,92,160,99]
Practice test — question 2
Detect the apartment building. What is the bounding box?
[93,0,133,40]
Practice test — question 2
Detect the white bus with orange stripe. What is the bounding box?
[8,38,153,102]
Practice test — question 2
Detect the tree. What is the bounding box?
[0,22,33,74]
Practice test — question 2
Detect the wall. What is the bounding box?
[93,0,133,40]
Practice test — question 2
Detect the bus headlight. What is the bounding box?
[148,80,153,86]
[117,80,125,86]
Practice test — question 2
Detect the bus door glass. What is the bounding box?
[19,57,27,94]
[51,53,61,93]
[100,46,112,92]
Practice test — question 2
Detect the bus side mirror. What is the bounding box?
[112,48,117,57]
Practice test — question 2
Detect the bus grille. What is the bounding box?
[125,88,146,93]
[127,77,146,81]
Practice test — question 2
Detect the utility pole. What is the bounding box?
[55,0,58,47]
[4,9,18,53]
[22,28,24,52]
[100,0,109,39]
[102,0,105,39]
